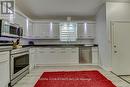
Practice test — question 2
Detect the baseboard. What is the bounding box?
[99,65,112,71]
[35,63,99,67]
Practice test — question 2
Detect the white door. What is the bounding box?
[112,22,130,75]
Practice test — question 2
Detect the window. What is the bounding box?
[60,22,77,42]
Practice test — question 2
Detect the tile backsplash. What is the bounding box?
[0,37,95,45]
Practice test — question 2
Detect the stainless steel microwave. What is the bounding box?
[0,19,23,37]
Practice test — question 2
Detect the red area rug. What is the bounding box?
[34,70,116,87]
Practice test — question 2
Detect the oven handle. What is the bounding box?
[11,52,29,58]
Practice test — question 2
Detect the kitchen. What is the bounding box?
[0,0,130,87]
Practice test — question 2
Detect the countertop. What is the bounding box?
[0,46,13,52]
[0,44,98,52]
[22,44,98,47]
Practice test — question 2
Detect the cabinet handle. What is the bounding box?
[88,36,92,37]
[39,51,45,53]
[50,51,55,53]
[0,60,8,63]
[60,51,66,53]
[45,36,49,38]
[80,36,82,37]
[72,51,76,53]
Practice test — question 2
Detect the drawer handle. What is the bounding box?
[60,51,66,53]
[50,51,55,53]
[0,60,8,63]
[39,51,45,53]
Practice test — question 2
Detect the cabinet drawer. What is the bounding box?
[0,51,9,63]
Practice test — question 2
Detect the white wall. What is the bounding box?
[106,2,130,70]
[96,2,130,71]
[96,4,110,70]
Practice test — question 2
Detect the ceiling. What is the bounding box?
[15,0,130,19]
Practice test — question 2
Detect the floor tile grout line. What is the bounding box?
[111,72,130,84]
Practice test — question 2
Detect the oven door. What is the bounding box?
[11,52,29,80]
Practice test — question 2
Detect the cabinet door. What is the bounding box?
[66,48,79,64]
[33,22,60,39]
[51,23,59,39]
[14,13,20,24]
[33,22,50,39]
[0,51,9,87]
[92,47,99,64]
[14,13,27,37]
[29,48,36,70]
[35,48,50,65]
[27,21,33,38]
[70,48,79,63]
[77,23,85,39]
[34,47,79,65]
[58,48,79,64]
[32,23,40,38]
[40,23,50,38]
[48,48,58,64]
[87,23,96,38]
[77,23,96,39]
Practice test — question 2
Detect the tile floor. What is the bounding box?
[13,65,130,87]
[120,76,130,84]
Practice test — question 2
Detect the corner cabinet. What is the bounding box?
[14,12,27,37]
[32,22,59,39]
[0,51,10,87]
[77,22,96,39]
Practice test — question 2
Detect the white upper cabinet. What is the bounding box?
[77,23,85,39]
[32,21,96,39]
[87,23,96,38]
[27,20,33,38]
[51,23,59,39]
[14,13,27,37]
[32,22,59,39]
[77,22,96,39]
[33,22,50,39]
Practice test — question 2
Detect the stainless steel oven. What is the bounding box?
[10,48,29,86]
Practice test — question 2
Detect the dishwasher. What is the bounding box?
[79,47,92,64]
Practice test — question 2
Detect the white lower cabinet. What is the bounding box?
[92,47,99,64]
[29,48,36,70]
[0,51,10,87]
[29,47,99,67]
[34,47,79,65]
